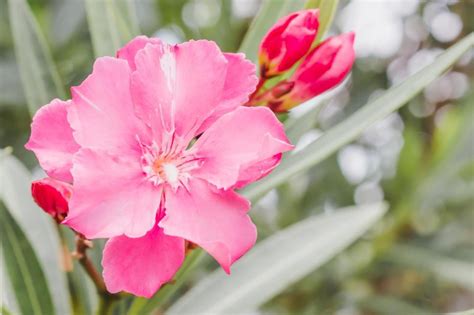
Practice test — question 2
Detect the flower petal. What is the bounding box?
[31,177,72,220]
[25,99,79,182]
[259,9,319,76]
[197,53,258,134]
[102,225,185,298]
[191,106,293,189]
[69,57,149,155]
[63,149,160,239]
[116,35,162,71]
[160,179,256,273]
[131,40,227,143]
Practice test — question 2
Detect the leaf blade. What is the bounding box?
[167,202,388,314]
[0,153,70,315]
[0,201,55,315]
[85,0,140,57]
[7,0,66,115]
[241,32,474,202]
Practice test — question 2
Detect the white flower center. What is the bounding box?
[161,163,179,185]
[139,139,201,189]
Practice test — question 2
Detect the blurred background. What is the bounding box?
[0,0,473,314]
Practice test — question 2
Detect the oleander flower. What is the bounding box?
[31,177,72,222]
[25,36,293,297]
[259,9,319,77]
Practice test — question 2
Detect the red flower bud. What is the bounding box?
[259,9,319,77]
[276,32,356,111]
[32,178,72,222]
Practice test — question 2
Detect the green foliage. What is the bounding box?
[85,0,140,57]
[168,203,387,314]
[0,201,55,315]
[7,0,65,115]
[0,151,70,314]
[241,32,474,202]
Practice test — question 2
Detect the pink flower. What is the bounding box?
[259,9,319,77]
[25,36,293,297]
[268,32,356,112]
[31,177,72,222]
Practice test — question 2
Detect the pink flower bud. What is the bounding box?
[259,9,319,77]
[32,178,72,222]
[275,32,356,111]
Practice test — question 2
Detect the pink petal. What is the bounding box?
[197,53,258,134]
[116,35,162,71]
[160,179,257,273]
[63,149,160,239]
[283,32,355,110]
[102,225,185,298]
[259,9,319,76]
[31,177,72,220]
[191,106,293,189]
[25,99,80,182]
[69,57,149,155]
[131,40,227,144]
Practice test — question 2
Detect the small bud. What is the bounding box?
[276,32,356,111]
[31,178,72,223]
[259,9,319,78]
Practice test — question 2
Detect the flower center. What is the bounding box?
[153,159,179,186]
[139,140,200,189]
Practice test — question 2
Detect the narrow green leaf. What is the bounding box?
[85,0,140,57]
[168,203,387,314]
[305,0,339,42]
[128,249,205,314]
[0,201,55,315]
[241,32,474,202]
[0,152,70,315]
[239,0,308,63]
[7,0,66,115]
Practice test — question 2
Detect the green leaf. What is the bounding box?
[85,0,140,57]
[7,0,66,115]
[0,152,70,315]
[239,0,309,63]
[167,202,387,314]
[128,249,205,314]
[0,201,55,315]
[305,0,340,43]
[241,32,474,202]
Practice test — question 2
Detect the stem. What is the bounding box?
[74,235,107,293]
[73,235,119,315]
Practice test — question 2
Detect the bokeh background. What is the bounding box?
[1,0,473,314]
